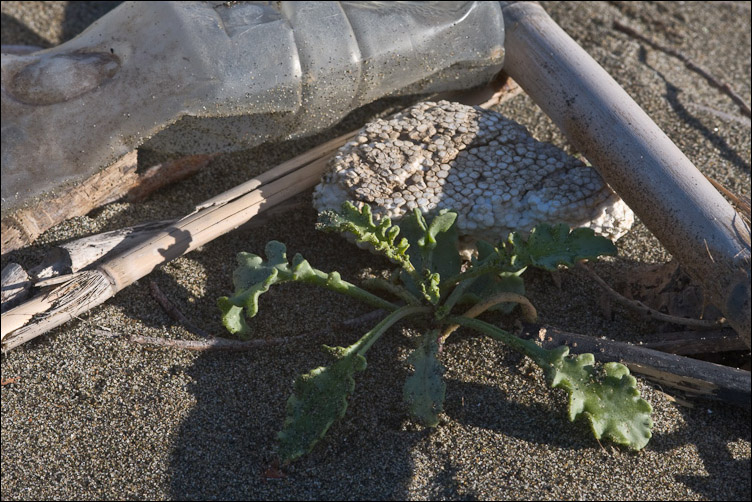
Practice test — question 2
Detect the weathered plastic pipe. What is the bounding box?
[499,1,751,347]
[1,1,504,217]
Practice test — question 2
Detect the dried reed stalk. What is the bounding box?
[1,131,356,351]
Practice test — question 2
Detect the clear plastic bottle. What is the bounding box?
[1,1,504,214]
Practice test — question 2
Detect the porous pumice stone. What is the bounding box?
[313,100,634,244]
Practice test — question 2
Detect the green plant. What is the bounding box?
[218,202,653,464]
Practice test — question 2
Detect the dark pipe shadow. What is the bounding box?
[1,13,52,47]
[637,46,750,174]
[105,197,422,499]
[1,3,121,48]
[61,2,122,43]
[165,289,423,499]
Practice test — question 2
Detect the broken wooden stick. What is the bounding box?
[520,323,750,409]
[28,220,175,281]
[1,130,356,351]
[1,152,214,255]
[1,221,174,315]
[1,263,31,313]
[1,200,305,308]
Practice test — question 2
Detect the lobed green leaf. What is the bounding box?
[277,345,367,463]
[317,202,412,269]
[463,271,525,314]
[396,209,460,304]
[538,347,654,450]
[277,304,430,463]
[449,316,653,451]
[509,223,617,271]
[218,241,303,337]
[218,240,398,337]
[403,330,446,427]
[398,209,460,281]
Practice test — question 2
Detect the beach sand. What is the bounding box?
[2,2,750,500]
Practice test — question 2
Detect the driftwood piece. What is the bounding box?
[2,151,137,255]
[500,1,751,347]
[1,263,31,313]
[1,152,213,255]
[520,324,750,409]
[123,155,217,203]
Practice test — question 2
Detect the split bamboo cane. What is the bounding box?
[1,131,356,351]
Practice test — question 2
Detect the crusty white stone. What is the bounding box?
[313,100,634,242]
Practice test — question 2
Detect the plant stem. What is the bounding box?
[465,292,537,322]
[361,277,422,305]
[440,293,537,343]
[441,267,488,293]
[352,304,432,357]
[446,315,547,366]
[440,260,516,295]
[306,269,400,312]
[438,275,479,318]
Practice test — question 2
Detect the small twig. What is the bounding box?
[149,280,212,338]
[613,20,751,118]
[128,334,277,351]
[123,309,387,351]
[577,262,725,329]
[685,103,751,128]
[437,72,524,109]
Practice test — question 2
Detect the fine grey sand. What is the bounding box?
[2,2,750,500]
